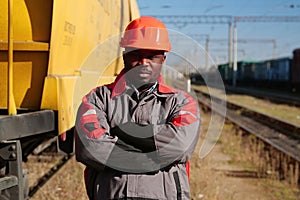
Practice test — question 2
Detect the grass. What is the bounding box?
[262,179,300,200]
[220,122,300,200]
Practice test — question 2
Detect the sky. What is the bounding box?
[136,0,300,67]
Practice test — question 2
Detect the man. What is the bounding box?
[75,16,201,200]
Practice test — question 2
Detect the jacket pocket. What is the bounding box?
[135,173,166,199]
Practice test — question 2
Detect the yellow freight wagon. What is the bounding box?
[0,0,139,199]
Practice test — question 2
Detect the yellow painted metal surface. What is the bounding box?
[1,0,140,134]
[42,76,77,132]
[0,41,49,51]
[41,0,140,134]
[8,0,17,115]
[0,0,52,110]
[129,0,141,20]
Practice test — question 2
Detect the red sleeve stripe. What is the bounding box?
[172,94,199,127]
[79,93,106,139]
[79,113,106,139]
[172,113,198,127]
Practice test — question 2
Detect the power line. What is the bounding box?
[154,15,300,28]
[234,16,300,22]
[153,15,232,28]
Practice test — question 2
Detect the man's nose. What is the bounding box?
[138,57,150,65]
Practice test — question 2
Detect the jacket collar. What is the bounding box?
[106,69,178,99]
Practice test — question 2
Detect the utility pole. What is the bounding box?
[228,21,232,80]
[205,37,209,70]
[233,22,237,87]
[188,34,210,70]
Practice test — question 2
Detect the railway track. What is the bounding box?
[191,81,300,107]
[23,141,73,199]
[225,86,300,107]
[195,88,300,185]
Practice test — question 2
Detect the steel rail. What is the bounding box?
[195,89,300,162]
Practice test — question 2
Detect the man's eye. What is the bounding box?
[147,55,155,60]
[150,55,163,61]
[152,55,161,59]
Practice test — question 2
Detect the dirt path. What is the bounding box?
[190,142,270,200]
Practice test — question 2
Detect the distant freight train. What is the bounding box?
[218,48,300,92]
[191,48,300,93]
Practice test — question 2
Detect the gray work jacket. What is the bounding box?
[75,70,201,200]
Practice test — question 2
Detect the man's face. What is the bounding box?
[123,48,166,88]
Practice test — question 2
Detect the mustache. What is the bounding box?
[129,65,152,73]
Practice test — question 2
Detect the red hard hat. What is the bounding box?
[120,16,171,52]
